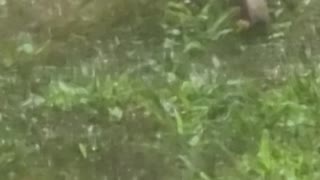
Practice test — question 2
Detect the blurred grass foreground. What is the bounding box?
[1,0,320,179]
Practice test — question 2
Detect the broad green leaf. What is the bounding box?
[174,108,184,135]
[17,43,34,54]
[258,129,274,171]
[79,143,87,159]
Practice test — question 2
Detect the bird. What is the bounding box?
[236,0,270,32]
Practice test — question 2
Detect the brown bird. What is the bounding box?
[237,0,270,31]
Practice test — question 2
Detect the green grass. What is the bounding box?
[1,59,320,179]
[1,0,319,179]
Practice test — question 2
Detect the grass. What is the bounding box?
[1,56,320,179]
[1,0,320,179]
